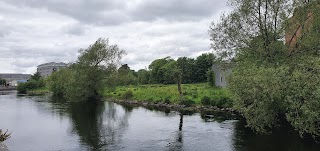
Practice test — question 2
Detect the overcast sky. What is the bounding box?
[0,0,230,74]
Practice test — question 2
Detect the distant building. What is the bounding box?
[212,62,232,87]
[0,73,31,86]
[37,62,67,77]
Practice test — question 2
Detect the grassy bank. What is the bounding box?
[26,87,50,95]
[104,83,232,108]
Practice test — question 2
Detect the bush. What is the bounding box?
[215,97,233,108]
[164,97,171,104]
[17,80,40,94]
[201,96,212,106]
[122,90,133,100]
[17,83,28,94]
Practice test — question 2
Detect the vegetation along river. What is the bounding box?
[0,91,320,151]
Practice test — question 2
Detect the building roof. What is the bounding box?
[37,62,67,68]
[0,74,31,79]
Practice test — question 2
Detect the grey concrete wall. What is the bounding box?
[212,65,231,87]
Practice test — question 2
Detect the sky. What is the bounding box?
[0,0,230,74]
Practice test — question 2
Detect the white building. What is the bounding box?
[37,62,67,77]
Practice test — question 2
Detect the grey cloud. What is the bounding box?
[2,0,129,25]
[62,23,87,36]
[2,0,226,26]
[129,0,226,22]
[0,0,229,73]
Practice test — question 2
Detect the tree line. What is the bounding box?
[115,53,216,86]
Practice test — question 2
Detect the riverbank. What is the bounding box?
[104,83,234,109]
[24,87,50,95]
[108,99,238,115]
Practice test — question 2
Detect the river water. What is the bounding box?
[0,91,320,151]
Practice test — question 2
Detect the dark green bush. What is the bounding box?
[201,96,212,106]
[122,90,133,100]
[17,83,28,94]
[164,97,171,104]
[215,97,233,108]
[17,80,41,94]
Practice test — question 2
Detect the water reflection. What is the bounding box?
[2,92,320,151]
[232,119,320,151]
[47,97,132,150]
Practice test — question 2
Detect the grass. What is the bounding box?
[27,87,50,93]
[104,83,232,107]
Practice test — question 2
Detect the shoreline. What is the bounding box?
[107,98,239,115]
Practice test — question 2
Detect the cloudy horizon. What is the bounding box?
[0,0,230,74]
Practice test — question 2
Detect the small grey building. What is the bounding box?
[212,62,232,87]
[37,62,67,77]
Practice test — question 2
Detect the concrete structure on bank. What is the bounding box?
[212,62,232,87]
[0,73,31,86]
[37,62,67,77]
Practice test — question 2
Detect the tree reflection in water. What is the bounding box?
[167,110,195,151]
[49,96,132,150]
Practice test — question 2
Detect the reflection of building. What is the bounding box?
[0,74,31,86]
[37,62,67,77]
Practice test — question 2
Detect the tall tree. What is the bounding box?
[176,57,196,83]
[148,57,174,84]
[210,0,293,61]
[137,69,150,84]
[194,53,215,83]
[117,64,138,85]
[49,38,125,101]
[210,0,320,137]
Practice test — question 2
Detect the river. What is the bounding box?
[0,91,319,151]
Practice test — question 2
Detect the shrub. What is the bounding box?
[122,90,133,100]
[215,97,233,108]
[17,80,39,94]
[201,96,212,106]
[164,97,171,104]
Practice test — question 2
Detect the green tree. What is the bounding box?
[210,0,292,60]
[148,57,174,84]
[210,0,320,137]
[160,60,177,84]
[49,38,125,102]
[176,57,196,83]
[47,68,74,96]
[194,53,215,83]
[137,69,150,84]
[117,64,138,85]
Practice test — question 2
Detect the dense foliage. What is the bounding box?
[210,0,320,138]
[17,72,45,94]
[115,53,216,86]
[48,38,125,102]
